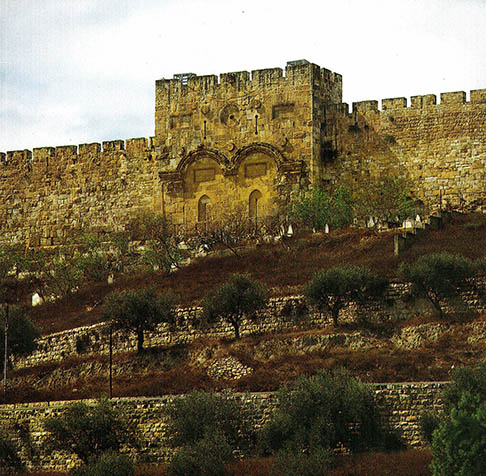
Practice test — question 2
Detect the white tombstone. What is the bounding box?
[415,215,421,223]
[153,264,160,271]
[287,224,294,237]
[367,216,375,228]
[324,224,330,234]
[403,219,414,229]
[107,273,114,285]
[31,293,42,307]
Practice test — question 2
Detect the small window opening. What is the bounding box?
[255,115,259,135]
[249,190,262,220]
[198,195,210,223]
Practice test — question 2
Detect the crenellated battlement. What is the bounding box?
[0,138,153,168]
[155,61,342,100]
[352,88,486,114]
[1,61,485,248]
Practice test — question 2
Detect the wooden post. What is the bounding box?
[3,305,8,395]
[109,323,113,399]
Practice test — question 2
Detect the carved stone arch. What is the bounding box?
[231,142,287,174]
[176,147,230,175]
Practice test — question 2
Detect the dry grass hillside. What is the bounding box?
[3,212,486,405]
[30,212,486,336]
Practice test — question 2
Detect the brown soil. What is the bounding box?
[29,212,486,336]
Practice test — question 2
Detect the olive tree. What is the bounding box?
[200,274,266,339]
[305,265,387,326]
[0,306,39,366]
[259,368,389,456]
[44,399,135,464]
[399,253,475,318]
[102,288,176,353]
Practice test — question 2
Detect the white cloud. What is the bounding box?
[1,0,485,151]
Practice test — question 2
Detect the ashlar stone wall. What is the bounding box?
[0,138,161,246]
[0,383,445,471]
[323,90,486,210]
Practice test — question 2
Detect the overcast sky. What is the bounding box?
[1,0,485,152]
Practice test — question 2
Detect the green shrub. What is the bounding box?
[305,265,387,326]
[200,274,266,339]
[430,365,486,476]
[291,185,353,231]
[167,431,232,476]
[72,451,135,476]
[259,369,388,455]
[0,433,23,476]
[166,390,249,450]
[270,447,332,476]
[0,306,39,365]
[419,411,441,444]
[399,253,475,318]
[44,399,135,463]
[443,364,486,412]
[75,252,110,283]
[102,288,176,353]
[431,394,486,476]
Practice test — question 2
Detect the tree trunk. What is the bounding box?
[137,328,144,353]
[428,292,444,318]
[331,308,339,327]
[232,320,240,340]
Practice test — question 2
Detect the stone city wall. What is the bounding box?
[323,89,486,210]
[0,382,446,471]
[0,138,161,246]
[2,61,485,246]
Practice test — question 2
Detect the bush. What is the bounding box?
[399,253,475,318]
[355,176,423,223]
[270,447,332,476]
[259,369,387,455]
[0,306,39,365]
[419,411,441,444]
[305,265,387,326]
[0,433,23,476]
[167,431,233,476]
[75,252,110,283]
[200,274,266,339]
[431,394,486,476]
[430,365,486,476]
[291,185,353,231]
[443,364,486,412]
[166,390,249,450]
[44,399,135,463]
[72,451,135,476]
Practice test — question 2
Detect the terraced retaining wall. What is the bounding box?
[0,382,445,471]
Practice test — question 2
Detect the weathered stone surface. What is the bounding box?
[0,383,446,471]
[2,62,484,245]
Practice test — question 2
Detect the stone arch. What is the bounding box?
[249,189,262,219]
[176,147,229,175]
[232,142,287,173]
[198,194,211,223]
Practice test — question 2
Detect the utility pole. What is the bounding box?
[3,305,8,395]
[109,322,113,399]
